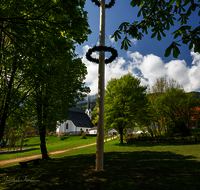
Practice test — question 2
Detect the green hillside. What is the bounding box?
[69,100,97,113]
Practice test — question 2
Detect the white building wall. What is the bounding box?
[108,129,118,135]
[57,121,92,134]
[57,120,77,133]
[67,120,76,132]
[89,129,97,134]
[77,127,91,133]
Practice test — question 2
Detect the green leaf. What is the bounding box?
[111,30,122,42]
[166,22,170,30]
[121,37,132,50]
[194,43,199,53]
[137,9,142,17]
[164,46,172,57]
[130,0,137,7]
[189,41,193,50]
[118,22,130,31]
[169,0,175,5]
[174,32,179,39]
[157,32,161,41]
[173,45,181,58]
[176,0,182,7]
[161,31,166,37]
[151,32,157,38]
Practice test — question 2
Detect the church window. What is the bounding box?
[66,123,68,129]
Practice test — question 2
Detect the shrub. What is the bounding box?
[81,132,87,139]
[69,133,81,136]
[57,131,64,139]
[80,130,84,135]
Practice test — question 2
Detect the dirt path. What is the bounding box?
[0,136,117,166]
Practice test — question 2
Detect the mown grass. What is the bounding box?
[0,135,97,161]
[1,138,200,190]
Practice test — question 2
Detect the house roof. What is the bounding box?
[89,126,97,131]
[67,111,94,128]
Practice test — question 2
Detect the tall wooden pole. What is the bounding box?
[96,0,105,172]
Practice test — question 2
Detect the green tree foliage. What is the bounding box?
[0,0,91,158]
[91,99,98,125]
[154,89,199,135]
[111,0,200,58]
[4,109,35,151]
[104,73,148,144]
[30,55,89,159]
[148,78,200,136]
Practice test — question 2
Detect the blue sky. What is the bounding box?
[76,0,200,95]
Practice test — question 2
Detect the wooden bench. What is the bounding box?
[19,158,40,168]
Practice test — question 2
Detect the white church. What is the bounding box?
[56,97,118,135]
[56,98,94,134]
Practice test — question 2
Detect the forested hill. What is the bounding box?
[70,91,199,113]
[190,91,200,99]
[69,100,97,113]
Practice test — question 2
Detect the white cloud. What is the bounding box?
[165,60,189,87]
[191,50,200,65]
[80,45,200,95]
[109,35,116,43]
[130,38,137,45]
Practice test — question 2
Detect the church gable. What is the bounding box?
[67,111,94,128]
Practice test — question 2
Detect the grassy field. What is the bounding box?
[1,138,200,190]
[0,135,97,161]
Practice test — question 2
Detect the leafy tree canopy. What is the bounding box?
[104,73,148,144]
[0,0,91,142]
[111,0,200,58]
[0,0,91,56]
[148,77,200,136]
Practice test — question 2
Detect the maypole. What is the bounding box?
[86,0,117,172]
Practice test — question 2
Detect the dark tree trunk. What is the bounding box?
[39,125,49,160]
[0,113,7,141]
[0,60,17,141]
[119,128,123,144]
[37,89,49,160]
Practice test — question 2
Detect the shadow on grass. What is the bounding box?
[0,148,40,156]
[1,149,200,190]
[60,136,69,141]
[23,143,40,148]
[114,141,200,148]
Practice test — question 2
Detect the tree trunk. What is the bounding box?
[119,128,123,144]
[36,89,49,160]
[20,137,24,150]
[0,113,7,141]
[39,125,49,160]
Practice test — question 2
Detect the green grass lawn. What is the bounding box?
[1,138,200,190]
[0,135,97,161]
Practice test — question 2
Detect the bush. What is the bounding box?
[57,131,64,138]
[68,133,81,136]
[80,130,84,135]
[81,132,87,139]
[86,134,97,137]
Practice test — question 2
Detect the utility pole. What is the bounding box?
[96,0,105,172]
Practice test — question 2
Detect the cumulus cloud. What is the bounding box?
[80,45,200,95]
[109,35,116,43]
[130,38,137,45]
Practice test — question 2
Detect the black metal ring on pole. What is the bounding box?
[91,0,115,8]
[86,46,118,64]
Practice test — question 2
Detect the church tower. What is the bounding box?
[85,96,91,120]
